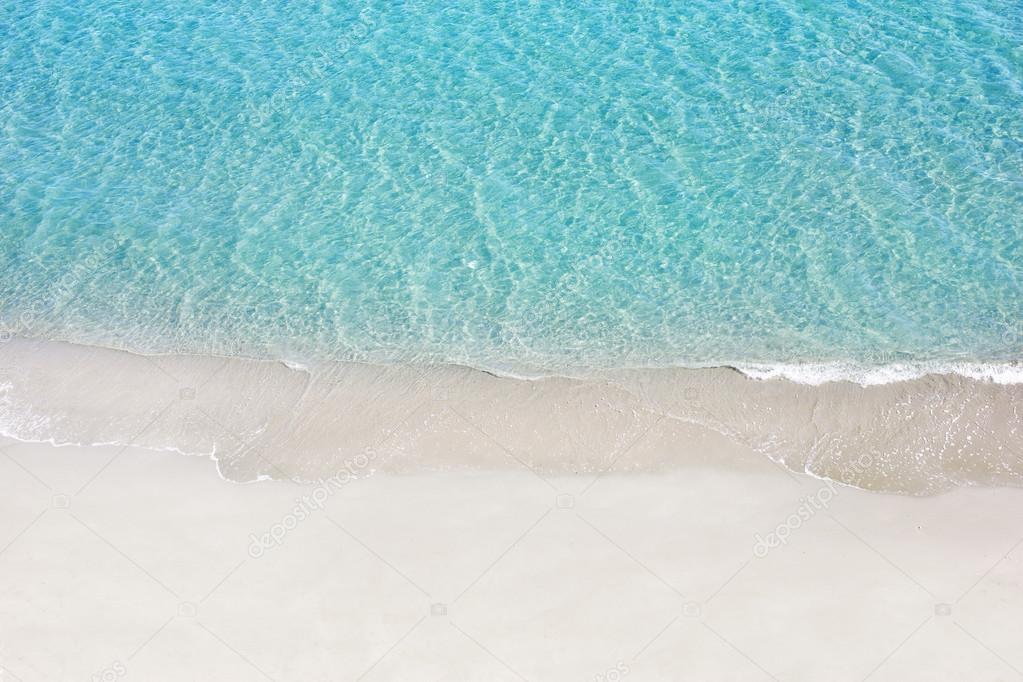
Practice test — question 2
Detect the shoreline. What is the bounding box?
[2,336,1021,494]
[5,331,1023,387]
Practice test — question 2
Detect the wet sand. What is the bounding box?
[1,337,1021,493]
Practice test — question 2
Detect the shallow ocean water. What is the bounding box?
[1,0,1021,376]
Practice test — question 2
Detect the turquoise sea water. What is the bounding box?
[1,0,1021,376]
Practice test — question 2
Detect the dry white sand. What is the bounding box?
[2,436,1023,682]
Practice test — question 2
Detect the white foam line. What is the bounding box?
[734,361,1023,386]
[9,332,1023,386]
[0,424,271,485]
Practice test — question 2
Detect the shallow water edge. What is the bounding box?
[0,337,1020,494]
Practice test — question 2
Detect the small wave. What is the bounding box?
[466,358,1023,387]
[734,361,1023,386]
[8,330,1023,387]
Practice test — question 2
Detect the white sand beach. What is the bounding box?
[1,338,1022,680]
[2,437,1023,681]
[3,0,1021,679]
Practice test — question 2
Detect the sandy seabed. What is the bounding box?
[1,337,1022,680]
